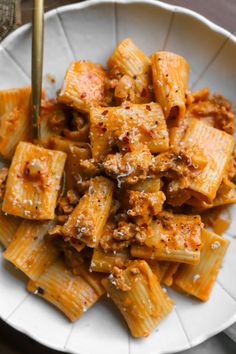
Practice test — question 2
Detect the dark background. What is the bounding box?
[1,0,236,353]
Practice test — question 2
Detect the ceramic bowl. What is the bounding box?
[0,1,236,353]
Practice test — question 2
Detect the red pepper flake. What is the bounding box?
[125,106,130,110]
[146,105,151,111]
[98,122,104,127]
[141,88,147,97]
[102,127,107,132]
[155,120,158,125]
[133,75,137,79]
[122,136,130,144]
[146,129,156,139]
[102,110,108,116]
[81,92,87,99]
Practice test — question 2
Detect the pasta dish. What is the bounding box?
[0,38,235,337]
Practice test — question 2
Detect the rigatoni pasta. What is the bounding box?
[131,212,202,265]
[58,61,109,113]
[152,51,189,125]
[108,38,152,104]
[28,258,104,321]
[4,220,59,280]
[62,176,114,247]
[90,247,130,273]
[181,118,234,201]
[0,208,21,248]
[0,38,234,338]
[102,260,174,337]
[90,102,169,160]
[2,142,66,220]
[174,229,229,301]
[0,87,32,159]
[161,262,180,287]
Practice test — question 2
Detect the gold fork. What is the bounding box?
[31,0,44,142]
[31,0,66,196]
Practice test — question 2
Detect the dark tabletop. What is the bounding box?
[0,1,236,353]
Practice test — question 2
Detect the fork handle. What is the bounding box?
[31,0,44,141]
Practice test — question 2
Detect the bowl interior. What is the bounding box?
[0,1,236,354]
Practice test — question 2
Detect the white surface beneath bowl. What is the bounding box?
[0,1,236,353]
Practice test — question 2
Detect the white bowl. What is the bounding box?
[1,1,236,353]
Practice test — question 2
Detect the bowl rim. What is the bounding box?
[1,1,236,353]
[1,0,236,50]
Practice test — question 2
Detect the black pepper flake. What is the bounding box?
[102,110,108,116]
[133,75,137,79]
[37,286,45,295]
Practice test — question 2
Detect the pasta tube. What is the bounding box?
[90,103,169,160]
[0,208,21,248]
[108,38,152,103]
[58,61,109,113]
[0,87,32,159]
[131,212,202,265]
[102,260,174,337]
[4,220,59,280]
[90,247,130,273]
[174,228,230,301]
[62,176,114,247]
[182,119,234,201]
[152,52,189,125]
[2,142,66,220]
[28,258,104,321]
